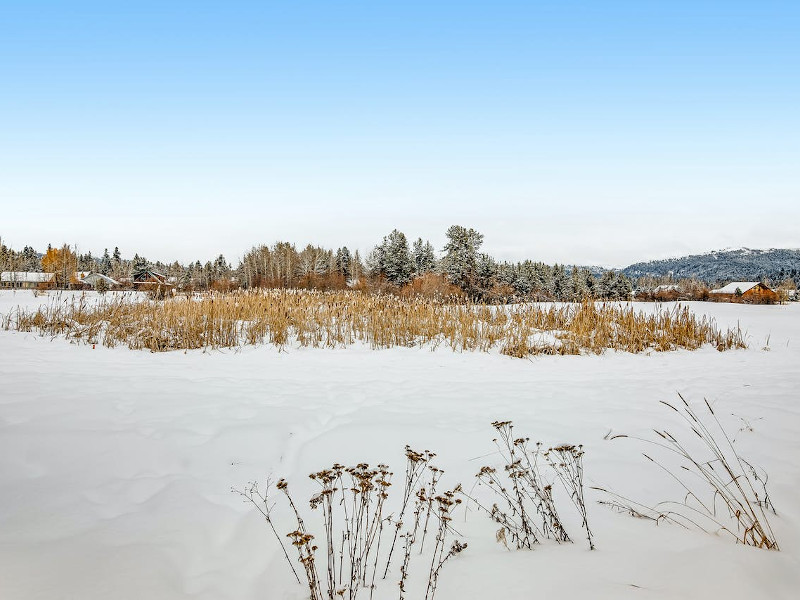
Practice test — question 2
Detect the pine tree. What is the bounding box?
[596,270,615,299]
[380,229,413,286]
[441,225,483,292]
[335,247,352,278]
[613,273,633,300]
[111,247,122,279]
[214,254,230,281]
[475,253,497,293]
[131,254,149,281]
[411,238,437,275]
[570,267,589,301]
[552,264,570,301]
[180,267,192,291]
[100,249,112,275]
[21,246,39,271]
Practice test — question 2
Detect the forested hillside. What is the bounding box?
[622,248,800,283]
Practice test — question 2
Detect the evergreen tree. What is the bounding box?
[596,270,615,299]
[180,267,192,291]
[411,238,437,275]
[570,267,589,301]
[131,254,149,281]
[475,253,497,293]
[379,229,413,286]
[551,264,570,301]
[612,273,633,300]
[585,271,596,298]
[514,261,535,297]
[213,254,230,280]
[366,245,385,278]
[21,246,39,271]
[335,247,352,278]
[99,248,112,275]
[441,225,483,292]
[111,247,122,278]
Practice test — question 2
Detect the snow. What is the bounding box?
[1,290,799,600]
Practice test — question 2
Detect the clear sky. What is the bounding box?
[1,1,798,267]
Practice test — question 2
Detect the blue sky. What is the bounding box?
[1,1,798,266]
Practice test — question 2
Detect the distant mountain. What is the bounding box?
[621,248,800,283]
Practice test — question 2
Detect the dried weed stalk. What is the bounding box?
[242,448,466,600]
[470,421,593,550]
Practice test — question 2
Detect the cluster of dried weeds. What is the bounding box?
[468,421,595,552]
[234,447,465,600]
[595,394,778,550]
[5,290,745,355]
[235,408,781,600]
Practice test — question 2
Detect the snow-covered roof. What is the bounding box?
[1,271,55,283]
[710,282,762,294]
[82,273,120,286]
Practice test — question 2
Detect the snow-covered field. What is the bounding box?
[1,290,799,599]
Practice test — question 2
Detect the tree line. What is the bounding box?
[0,226,636,301]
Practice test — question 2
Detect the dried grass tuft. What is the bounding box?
[595,394,779,550]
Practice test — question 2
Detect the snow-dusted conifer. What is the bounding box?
[131,254,149,281]
[441,225,483,291]
[612,272,633,300]
[380,229,413,285]
[335,247,352,278]
[99,249,112,275]
[552,264,570,301]
[411,238,437,275]
[179,268,192,291]
[570,267,589,300]
[475,253,497,292]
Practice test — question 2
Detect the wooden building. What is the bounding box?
[0,271,55,289]
[709,281,778,304]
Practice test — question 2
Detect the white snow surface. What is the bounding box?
[1,290,799,599]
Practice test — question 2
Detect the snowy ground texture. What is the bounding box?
[1,290,799,599]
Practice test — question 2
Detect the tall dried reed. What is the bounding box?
[3,290,746,356]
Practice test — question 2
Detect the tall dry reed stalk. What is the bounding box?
[3,290,746,356]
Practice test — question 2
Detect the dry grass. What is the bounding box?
[3,290,746,356]
[595,394,779,550]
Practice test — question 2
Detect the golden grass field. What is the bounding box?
[3,290,746,356]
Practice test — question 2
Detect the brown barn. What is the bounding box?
[709,281,778,304]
